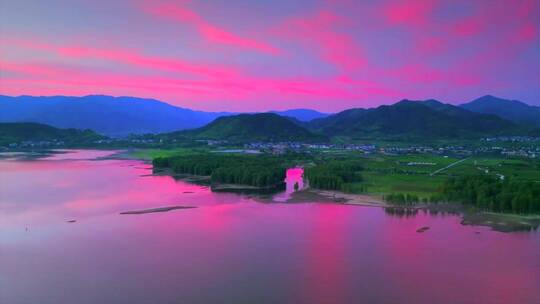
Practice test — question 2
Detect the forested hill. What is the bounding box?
[0,95,329,136]
[174,113,325,142]
[307,99,522,139]
[0,122,105,145]
[460,95,540,128]
[0,95,232,136]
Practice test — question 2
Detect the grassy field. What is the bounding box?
[132,147,540,200]
[443,157,540,182]
[127,148,207,160]
[342,154,455,198]
[344,154,540,198]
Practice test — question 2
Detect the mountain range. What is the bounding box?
[0,95,233,137]
[460,95,540,128]
[0,94,538,141]
[169,113,324,142]
[0,122,104,145]
[0,95,328,136]
[307,99,521,139]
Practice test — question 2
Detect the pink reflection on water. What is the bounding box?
[295,205,350,304]
[1,151,540,304]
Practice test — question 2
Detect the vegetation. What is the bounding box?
[0,122,105,146]
[383,193,421,206]
[153,153,287,188]
[307,100,521,140]
[343,154,452,198]
[128,148,208,160]
[177,113,325,142]
[440,175,540,214]
[305,159,364,192]
[147,146,540,217]
[301,153,540,213]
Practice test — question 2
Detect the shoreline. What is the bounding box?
[120,206,197,215]
[125,150,540,233]
[285,187,540,232]
[286,188,391,207]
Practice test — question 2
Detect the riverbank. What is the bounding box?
[286,188,390,207]
[126,149,540,233]
[461,212,540,232]
[152,167,285,193]
[286,187,539,232]
[211,182,285,193]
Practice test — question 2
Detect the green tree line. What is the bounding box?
[153,154,286,188]
[440,175,540,214]
[383,193,420,206]
[305,160,364,191]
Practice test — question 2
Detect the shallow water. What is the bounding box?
[1,150,539,304]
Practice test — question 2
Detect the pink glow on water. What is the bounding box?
[1,150,540,303]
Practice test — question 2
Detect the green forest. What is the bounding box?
[305,159,364,192]
[440,175,540,214]
[383,193,421,206]
[153,154,286,188]
[0,122,104,146]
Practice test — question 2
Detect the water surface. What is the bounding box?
[1,150,539,304]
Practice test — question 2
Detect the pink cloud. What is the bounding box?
[515,23,537,43]
[275,10,366,74]
[451,15,486,37]
[389,64,480,86]
[0,58,404,111]
[383,0,437,28]
[141,2,280,55]
[4,37,239,79]
[2,0,538,110]
[58,46,238,78]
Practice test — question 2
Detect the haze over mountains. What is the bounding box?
[0,95,328,136]
[460,95,540,128]
[307,99,520,139]
[0,94,538,141]
[0,95,232,136]
[0,122,103,145]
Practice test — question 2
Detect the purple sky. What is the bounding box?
[0,0,539,111]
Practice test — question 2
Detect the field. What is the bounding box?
[127,148,209,160]
[345,154,540,199]
[444,157,540,182]
[132,148,540,201]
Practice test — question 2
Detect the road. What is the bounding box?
[430,157,470,176]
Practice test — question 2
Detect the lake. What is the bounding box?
[1,150,539,304]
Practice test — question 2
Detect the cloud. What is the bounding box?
[382,0,437,28]
[274,9,365,74]
[140,1,280,55]
[4,37,239,79]
[1,0,539,109]
[1,58,405,111]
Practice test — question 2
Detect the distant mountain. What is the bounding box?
[307,99,520,139]
[460,95,540,128]
[175,113,325,142]
[307,108,367,135]
[0,95,232,136]
[0,122,104,145]
[271,109,329,122]
[0,95,331,136]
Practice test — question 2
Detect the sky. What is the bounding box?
[0,0,539,112]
